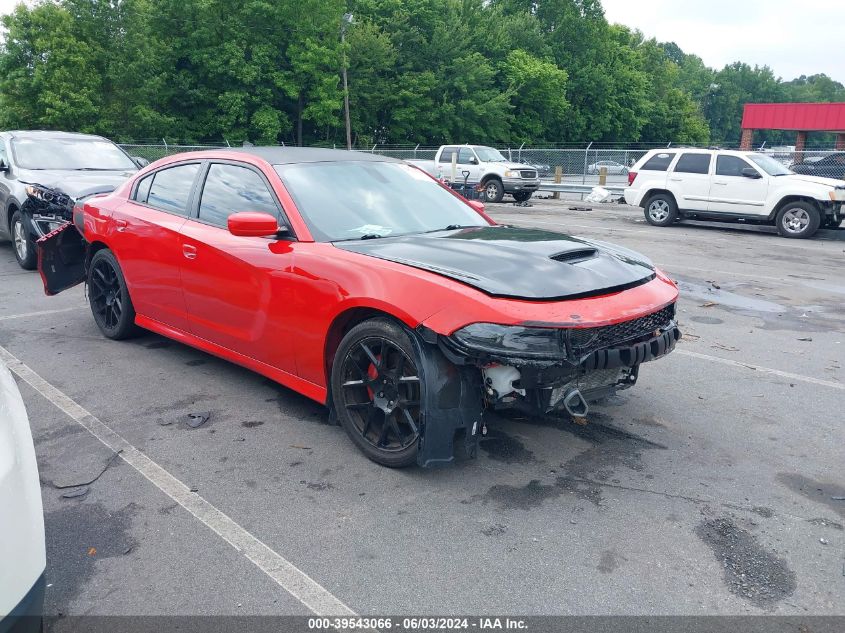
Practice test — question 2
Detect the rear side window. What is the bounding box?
[133,174,153,203]
[674,153,711,174]
[146,164,201,215]
[715,155,751,177]
[439,147,457,163]
[641,153,675,171]
[198,163,279,227]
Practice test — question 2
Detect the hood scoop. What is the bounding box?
[551,248,597,264]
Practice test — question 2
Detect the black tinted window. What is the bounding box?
[641,153,675,171]
[147,164,200,215]
[133,174,153,203]
[674,153,711,174]
[199,164,278,227]
[715,156,751,177]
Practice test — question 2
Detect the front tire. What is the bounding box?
[644,193,678,227]
[775,201,820,239]
[331,319,422,468]
[482,179,504,203]
[88,249,139,339]
[512,191,533,203]
[11,210,37,270]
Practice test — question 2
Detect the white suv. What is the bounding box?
[624,148,845,238]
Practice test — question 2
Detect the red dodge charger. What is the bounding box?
[35,148,680,467]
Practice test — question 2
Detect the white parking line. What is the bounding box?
[0,306,85,321]
[676,349,844,391]
[0,344,356,617]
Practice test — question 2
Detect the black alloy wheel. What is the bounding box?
[332,319,422,467]
[88,249,138,339]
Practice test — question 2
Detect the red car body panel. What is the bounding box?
[74,150,678,407]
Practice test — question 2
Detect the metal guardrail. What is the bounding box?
[537,182,624,195]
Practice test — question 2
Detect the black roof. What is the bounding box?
[222,147,401,165]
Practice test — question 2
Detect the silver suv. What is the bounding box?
[0,131,144,269]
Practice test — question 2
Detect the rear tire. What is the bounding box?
[775,201,820,239]
[331,318,422,468]
[482,179,504,203]
[512,191,532,203]
[88,249,139,340]
[644,193,678,227]
[11,210,37,270]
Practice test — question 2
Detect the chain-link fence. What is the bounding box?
[117,143,845,182]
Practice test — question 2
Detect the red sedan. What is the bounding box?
[36,148,680,467]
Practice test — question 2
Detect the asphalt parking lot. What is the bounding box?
[1,198,843,619]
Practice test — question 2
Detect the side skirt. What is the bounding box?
[134,314,327,405]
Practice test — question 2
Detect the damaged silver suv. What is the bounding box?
[0,130,144,269]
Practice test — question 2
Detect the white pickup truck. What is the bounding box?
[407,145,540,203]
[625,148,845,239]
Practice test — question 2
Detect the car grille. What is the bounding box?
[520,170,537,179]
[568,304,675,355]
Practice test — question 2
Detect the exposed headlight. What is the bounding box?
[451,323,567,360]
[504,170,520,178]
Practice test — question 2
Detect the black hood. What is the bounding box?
[18,167,136,200]
[335,226,655,301]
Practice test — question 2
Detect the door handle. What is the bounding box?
[115,219,128,232]
[670,177,682,182]
[713,181,728,186]
[182,244,197,260]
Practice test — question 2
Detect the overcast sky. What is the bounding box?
[0,0,843,83]
[601,0,845,83]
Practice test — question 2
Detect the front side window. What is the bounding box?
[146,164,201,215]
[746,153,791,176]
[715,155,752,177]
[275,160,488,242]
[11,137,137,170]
[199,164,279,227]
[674,153,711,174]
[641,153,675,171]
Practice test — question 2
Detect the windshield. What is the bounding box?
[746,153,792,176]
[275,161,489,241]
[474,147,507,162]
[11,137,137,170]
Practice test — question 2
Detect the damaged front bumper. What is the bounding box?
[431,303,681,416]
[20,184,89,296]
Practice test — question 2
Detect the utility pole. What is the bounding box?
[341,13,354,150]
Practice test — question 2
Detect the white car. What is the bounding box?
[0,359,45,632]
[624,148,845,238]
[587,160,628,175]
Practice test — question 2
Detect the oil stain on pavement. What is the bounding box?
[695,516,796,609]
[45,501,139,610]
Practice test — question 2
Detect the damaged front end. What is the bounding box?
[431,303,681,418]
[22,184,88,295]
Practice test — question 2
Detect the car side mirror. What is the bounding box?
[741,167,762,179]
[469,157,479,165]
[0,159,8,172]
[132,156,150,168]
[228,211,287,237]
[468,200,485,214]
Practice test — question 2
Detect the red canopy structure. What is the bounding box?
[740,103,845,154]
